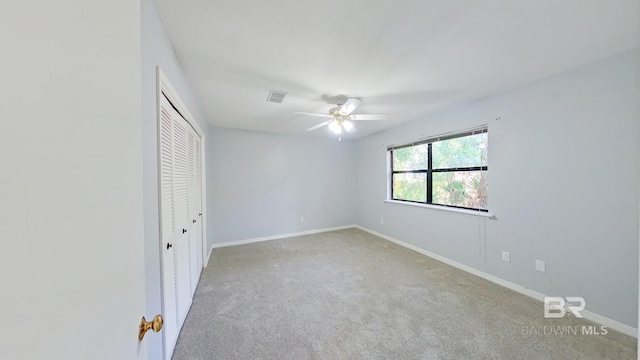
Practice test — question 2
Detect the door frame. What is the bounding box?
[155,66,207,359]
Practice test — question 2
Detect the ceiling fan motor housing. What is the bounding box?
[333,95,348,105]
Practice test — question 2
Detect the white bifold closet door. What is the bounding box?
[159,93,203,359]
[187,131,203,295]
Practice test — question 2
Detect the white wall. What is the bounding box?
[141,0,210,358]
[355,50,639,328]
[209,128,357,244]
[1,1,147,359]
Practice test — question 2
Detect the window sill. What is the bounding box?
[383,200,496,219]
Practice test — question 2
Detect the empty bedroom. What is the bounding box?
[147,0,640,359]
[142,0,640,358]
[5,0,637,359]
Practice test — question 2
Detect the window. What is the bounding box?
[389,126,488,211]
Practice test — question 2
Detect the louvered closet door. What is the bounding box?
[189,129,204,295]
[194,137,203,273]
[187,129,202,295]
[159,93,206,359]
[159,95,179,359]
[170,105,193,322]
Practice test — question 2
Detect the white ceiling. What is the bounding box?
[153,0,639,139]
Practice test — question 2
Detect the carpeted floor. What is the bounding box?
[172,228,636,359]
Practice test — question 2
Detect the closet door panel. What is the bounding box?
[171,110,193,320]
[159,95,180,358]
[158,91,205,358]
[187,128,202,293]
[171,109,189,233]
[194,137,203,273]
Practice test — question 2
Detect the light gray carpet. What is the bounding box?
[172,228,636,359]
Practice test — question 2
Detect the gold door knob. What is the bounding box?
[138,315,163,341]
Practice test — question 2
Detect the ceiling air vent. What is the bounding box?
[266,90,287,103]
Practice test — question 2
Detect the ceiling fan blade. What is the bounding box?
[294,112,332,118]
[338,98,362,115]
[351,114,388,121]
[306,121,329,131]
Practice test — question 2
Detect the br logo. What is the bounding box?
[543,297,586,319]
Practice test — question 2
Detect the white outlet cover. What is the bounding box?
[501,251,510,262]
[535,260,546,272]
[380,218,384,224]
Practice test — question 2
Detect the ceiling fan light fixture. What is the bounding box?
[294,96,387,135]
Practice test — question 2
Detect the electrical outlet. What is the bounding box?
[501,251,510,263]
[300,216,304,222]
[535,260,546,273]
[380,218,384,225]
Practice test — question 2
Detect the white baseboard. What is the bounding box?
[354,225,638,338]
[210,224,357,249]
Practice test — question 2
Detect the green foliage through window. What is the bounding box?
[432,133,487,169]
[389,128,488,211]
[393,144,427,171]
[393,173,426,202]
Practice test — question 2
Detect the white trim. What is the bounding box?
[354,225,638,338]
[211,225,357,249]
[384,199,496,219]
[155,68,172,360]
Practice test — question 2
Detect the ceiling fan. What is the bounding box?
[294,96,388,136]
